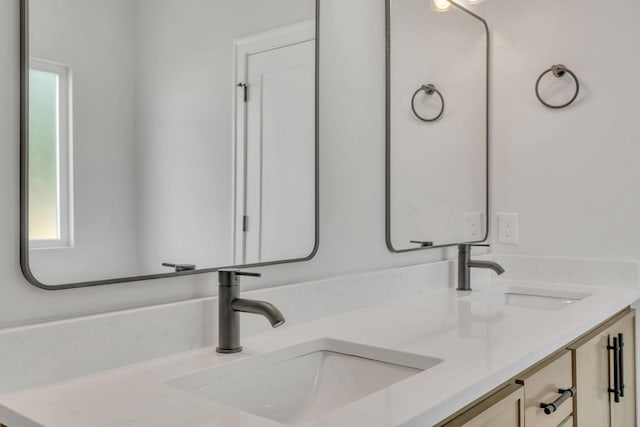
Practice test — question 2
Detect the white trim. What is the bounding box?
[231,20,316,264]
[28,58,74,250]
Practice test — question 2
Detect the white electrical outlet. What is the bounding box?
[464,212,483,242]
[497,213,519,244]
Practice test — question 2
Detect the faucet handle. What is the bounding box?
[218,270,262,286]
[235,271,262,278]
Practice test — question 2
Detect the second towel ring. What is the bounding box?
[411,84,445,122]
[535,64,580,109]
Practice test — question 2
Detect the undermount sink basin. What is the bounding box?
[461,285,592,311]
[166,338,442,425]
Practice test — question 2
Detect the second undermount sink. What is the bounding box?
[461,285,592,311]
[165,338,442,425]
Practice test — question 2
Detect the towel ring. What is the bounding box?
[535,64,580,109]
[411,84,445,122]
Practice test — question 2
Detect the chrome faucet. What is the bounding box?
[216,270,285,354]
[457,244,505,291]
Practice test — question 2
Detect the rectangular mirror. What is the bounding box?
[386,0,488,251]
[20,0,318,289]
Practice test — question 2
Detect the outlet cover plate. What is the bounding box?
[497,213,519,244]
[464,212,483,242]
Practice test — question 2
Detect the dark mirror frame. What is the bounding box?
[385,0,490,253]
[19,0,320,290]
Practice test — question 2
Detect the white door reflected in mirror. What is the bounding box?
[235,22,316,265]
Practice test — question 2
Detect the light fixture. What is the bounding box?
[466,0,486,4]
[431,0,451,12]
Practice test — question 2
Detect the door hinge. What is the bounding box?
[237,83,248,102]
[243,215,249,232]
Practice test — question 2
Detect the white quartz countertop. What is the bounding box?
[1,280,638,427]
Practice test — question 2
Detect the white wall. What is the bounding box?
[134,0,314,273]
[488,0,640,260]
[0,0,454,329]
[27,0,141,284]
[389,0,487,248]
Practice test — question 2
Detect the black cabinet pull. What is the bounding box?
[619,333,625,398]
[608,335,621,403]
[540,387,576,415]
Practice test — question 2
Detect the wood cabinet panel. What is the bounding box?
[571,329,611,427]
[442,384,524,427]
[569,309,636,427]
[609,311,636,427]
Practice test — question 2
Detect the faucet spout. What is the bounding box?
[216,270,285,354]
[231,298,286,328]
[467,260,506,276]
[457,244,506,291]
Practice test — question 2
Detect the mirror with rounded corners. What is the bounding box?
[20,0,319,289]
[386,0,489,252]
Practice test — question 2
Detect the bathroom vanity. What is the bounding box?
[437,308,636,426]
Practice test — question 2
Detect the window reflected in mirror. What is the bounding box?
[28,60,72,248]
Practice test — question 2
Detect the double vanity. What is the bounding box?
[0,260,637,426]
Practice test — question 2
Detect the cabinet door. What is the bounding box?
[443,384,524,427]
[610,311,636,427]
[569,309,637,427]
[571,328,612,427]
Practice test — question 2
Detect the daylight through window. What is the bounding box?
[28,60,72,248]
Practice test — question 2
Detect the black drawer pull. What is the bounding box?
[619,333,625,398]
[540,387,576,415]
[608,335,621,403]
